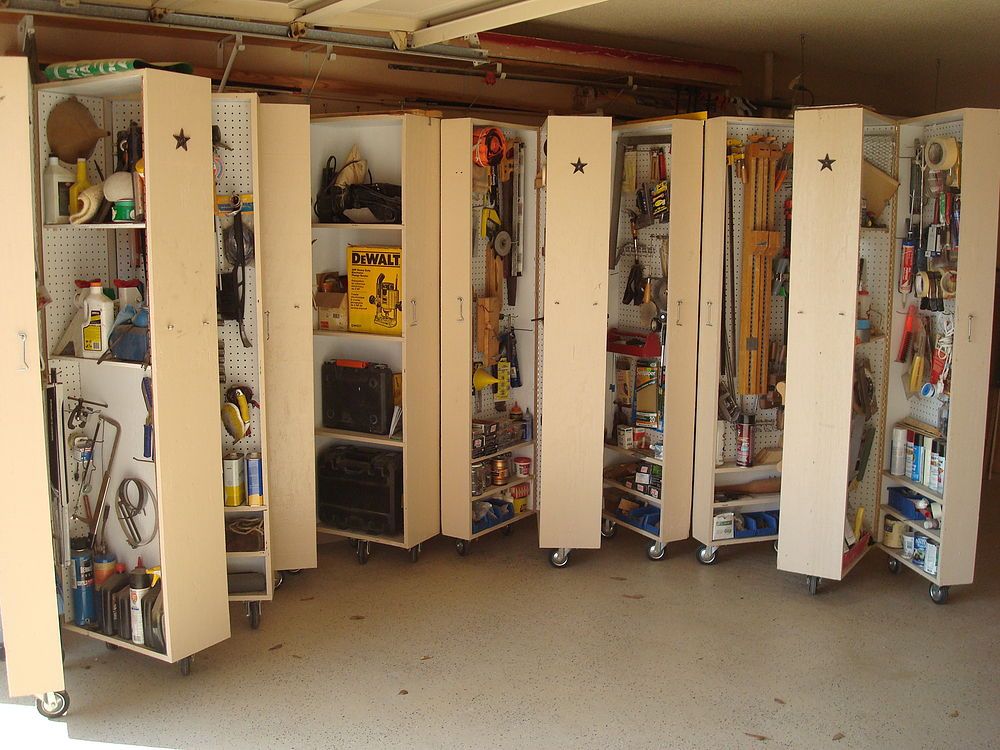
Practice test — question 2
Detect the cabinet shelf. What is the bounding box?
[603,479,661,507]
[604,443,663,465]
[712,493,780,510]
[881,471,944,504]
[223,505,267,513]
[313,329,403,342]
[44,222,146,230]
[473,440,534,463]
[312,222,403,230]
[879,504,942,542]
[470,509,536,540]
[602,510,660,542]
[226,550,266,558]
[63,624,172,663]
[474,475,533,501]
[315,427,403,447]
[879,543,939,584]
[316,525,407,548]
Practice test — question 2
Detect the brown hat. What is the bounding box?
[46,97,108,163]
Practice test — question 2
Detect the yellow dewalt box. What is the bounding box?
[346,244,403,336]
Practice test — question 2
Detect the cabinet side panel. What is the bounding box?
[259,103,318,571]
[402,115,442,546]
[938,109,1000,585]
[777,108,864,579]
[692,118,728,544]
[538,116,612,550]
[661,119,704,542]
[0,57,65,698]
[143,70,230,658]
[440,119,474,539]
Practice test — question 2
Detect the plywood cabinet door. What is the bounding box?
[538,116,612,550]
[258,103,318,571]
[777,107,864,579]
[0,57,65,698]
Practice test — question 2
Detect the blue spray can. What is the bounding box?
[71,549,97,626]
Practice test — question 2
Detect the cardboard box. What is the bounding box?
[347,244,403,336]
[713,512,735,540]
[315,273,349,331]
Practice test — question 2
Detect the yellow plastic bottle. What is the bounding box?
[68,158,90,215]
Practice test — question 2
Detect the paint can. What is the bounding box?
[223,452,246,507]
[70,548,97,627]
[735,414,755,467]
[246,452,264,507]
[94,552,117,587]
[491,456,510,486]
[513,456,532,477]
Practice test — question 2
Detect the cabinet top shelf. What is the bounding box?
[45,222,146,230]
[312,223,403,230]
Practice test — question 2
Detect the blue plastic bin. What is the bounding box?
[887,486,927,521]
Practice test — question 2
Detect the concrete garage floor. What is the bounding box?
[3,483,999,749]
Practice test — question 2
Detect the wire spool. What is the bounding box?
[924,137,959,172]
[473,126,506,167]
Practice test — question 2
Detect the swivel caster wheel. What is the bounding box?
[284,569,303,576]
[179,657,192,677]
[696,544,717,565]
[549,548,571,568]
[600,518,617,539]
[248,601,262,630]
[455,539,469,556]
[888,558,901,575]
[36,690,69,719]
[647,541,667,561]
[806,575,820,596]
[773,541,779,553]
[410,545,420,563]
[355,541,369,566]
[502,524,514,537]
[105,642,119,651]
[274,571,285,589]
[929,583,950,604]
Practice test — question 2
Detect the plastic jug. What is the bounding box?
[43,156,74,225]
[81,282,114,359]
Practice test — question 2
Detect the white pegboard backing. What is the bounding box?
[36,92,107,192]
[112,98,147,285]
[718,122,794,461]
[534,126,547,504]
[213,98,262,456]
[848,127,899,532]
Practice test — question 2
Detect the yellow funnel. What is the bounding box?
[473,366,500,391]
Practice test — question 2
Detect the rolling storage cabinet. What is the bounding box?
[1,63,229,714]
[440,118,541,554]
[693,117,794,565]
[211,94,316,626]
[311,113,440,564]
[439,116,611,566]
[779,107,1000,602]
[600,117,704,561]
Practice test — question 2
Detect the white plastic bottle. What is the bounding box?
[43,156,74,225]
[80,282,114,359]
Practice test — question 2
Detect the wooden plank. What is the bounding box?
[400,114,442,548]
[935,109,1000,586]
[691,117,729,545]
[258,102,318,572]
[660,118,703,544]
[537,116,611,550]
[0,57,65,699]
[439,118,475,541]
[776,107,864,581]
[142,69,230,660]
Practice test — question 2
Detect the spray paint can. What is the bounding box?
[246,452,264,507]
[70,548,97,627]
[223,451,246,506]
[735,414,755,467]
[129,569,152,646]
[94,552,117,587]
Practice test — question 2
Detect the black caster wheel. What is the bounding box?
[284,569,303,575]
[502,524,514,537]
[36,690,69,719]
[806,575,820,596]
[455,539,469,556]
[105,642,119,651]
[888,558,901,575]
[410,546,420,563]
[647,542,667,561]
[696,545,717,565]
[356,541,369,565]
[600,518,617,539]
[548,549,570,568]
[179,656,192,677]
[274,571,285,589]
[249,601,262,630]
[929,583,950,604]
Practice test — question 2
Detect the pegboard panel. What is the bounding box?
[534,127,547,508]
[112,99,146,285]
[213,98,263,456]
[848,126,899,531]
[718,122,794,460]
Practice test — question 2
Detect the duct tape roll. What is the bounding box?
[925,136,959,171]
[940,269,957,298]
[914,271,930,298]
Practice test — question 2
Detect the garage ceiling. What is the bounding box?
[504,0,1000,79]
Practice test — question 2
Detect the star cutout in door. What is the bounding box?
[571,158,587,174]
[174,129,191,151]
[818,153,835,171]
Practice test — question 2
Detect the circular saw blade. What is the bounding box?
[493,230,512,257]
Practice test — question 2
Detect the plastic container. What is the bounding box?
[69,158,90,216]
[855,318,872,343]
[43,156,74,224]
[80,282,114,359]
[887,486,927,521]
